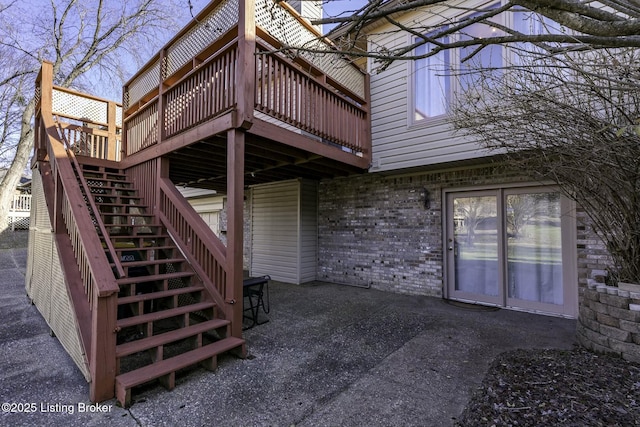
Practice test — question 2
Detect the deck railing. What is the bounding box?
[122,0,369,158]
[255,40,368,153]
[11,194,31,212]
[52,86,123,161]
[35,62,118,402]
[157,177,231,318]
[9,194,31,231]
[163,41,238,140]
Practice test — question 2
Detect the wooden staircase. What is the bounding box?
[80,163,244,407]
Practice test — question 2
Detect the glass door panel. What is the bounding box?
[450,194,500,302]
[446,187,575,316]
[506,191,563,306]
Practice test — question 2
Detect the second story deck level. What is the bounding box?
[117,0,371,189]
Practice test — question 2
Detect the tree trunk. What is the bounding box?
[0,99,35,234]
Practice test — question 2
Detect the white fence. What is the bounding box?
[9,194,31,231]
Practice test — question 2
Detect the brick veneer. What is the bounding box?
[317,164,617,303]
[317,164,529,295]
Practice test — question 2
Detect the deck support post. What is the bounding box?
[226,128,245,339]
[235,0,255,129]
[89,291,118,402]
[107,101,118,161]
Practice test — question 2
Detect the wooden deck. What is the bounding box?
[29,0,371,405]
[119,0,371,191]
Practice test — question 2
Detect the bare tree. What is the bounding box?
[0,0,194,233]
[308,1,640,282]
[271,0,640,71]
[451,47,640,283]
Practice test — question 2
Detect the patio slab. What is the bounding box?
[0,247,576,426]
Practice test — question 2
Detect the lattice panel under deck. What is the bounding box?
[255,0,365,99]
[52,89,108,125]
[28,169,90,381]
[166,0,239,77]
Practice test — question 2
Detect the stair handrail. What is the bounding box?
[39,111,119,402]
[55,118,125,279]
[41,115,121,297]
[35,61,118,402]
[157,177,230,317]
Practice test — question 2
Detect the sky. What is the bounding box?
[321,0,368,33]
[80,0,370,99]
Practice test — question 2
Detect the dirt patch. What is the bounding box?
[455,347,640,427]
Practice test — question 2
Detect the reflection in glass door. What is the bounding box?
[506,191,563,307]
[446,188,576,316]
[451,195,500,304]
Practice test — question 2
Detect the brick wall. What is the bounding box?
[317,164,530,296]
[576,207,613,287]
[217,191,252,270]
[213,163,613,302]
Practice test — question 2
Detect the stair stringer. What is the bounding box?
[26,163,91,381]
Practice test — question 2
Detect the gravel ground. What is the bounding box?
[455,346,640,426]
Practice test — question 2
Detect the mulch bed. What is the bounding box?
[455,346,640,426]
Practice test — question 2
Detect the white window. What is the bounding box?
[511,11,563,65]
[458,8,503,92]
[411,4,557,125]
[413,35,451,120]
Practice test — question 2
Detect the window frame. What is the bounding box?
[409,31,453,127]
[408,1,558,129]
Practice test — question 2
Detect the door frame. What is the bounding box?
[443,183,578,317]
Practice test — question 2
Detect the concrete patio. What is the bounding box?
[0,245,576,426]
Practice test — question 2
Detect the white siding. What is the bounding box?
[367,1,495,173]
[185,195,225,236]
[250,179,318,284]
[251,180,300,283]
[287,0,322,31]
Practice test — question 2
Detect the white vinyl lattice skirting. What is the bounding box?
[26,168,90,381]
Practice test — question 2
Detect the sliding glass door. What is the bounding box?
[446,187,577,316]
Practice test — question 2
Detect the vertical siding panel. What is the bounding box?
[250,180,318,284]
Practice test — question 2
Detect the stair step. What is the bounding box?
[87,182,134,190]
[86,176,128,182]
[115,336,244,407]
[90,190,138,199]
[96,202,149,210]
[101,212,155,218]
[116,257,186,268]
[107,240,159,249]
[117,285,204,305]
[104,223,163,232]
[116,301,215,329]
[86,176,132,184]
[81,168,127,179]
[110,235,167,242]
[117,271,194,286]
[113,245,175,254]
[88,184,136,191]
[94,195,142,201]
[116,318,229,358]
